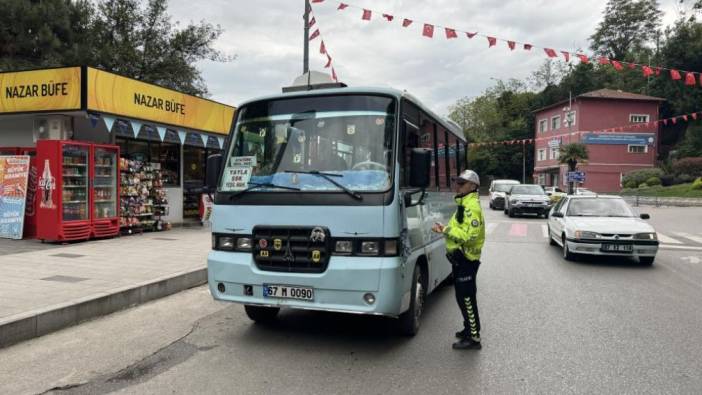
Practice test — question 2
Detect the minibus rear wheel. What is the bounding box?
[244,305,280,323]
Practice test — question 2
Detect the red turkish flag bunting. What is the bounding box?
[524,43,533,50]
[561,51,570,62]
[466,32,477,39]
[612,60,624,71]
[445,28,457,39]
[320,40,326,54]
[362,9,371,20]
[382,14,393,21]
[692,113,698,120]
[487,36,497,47]
[309,29,320,41]
[577,54,589,63]
[422,24,434,38]
[655,67,662,76]
[670,69,682,80]
[685,72,696,86]
[324,54,332,68]
[402,18,413,27]
[663,119,668,126]
[507,41,516,50]
[683,115,689,122]
[628,63,636,70]
[642,66,654,77]
[311,0,324,3]
[598,56,610,65]
[331,67,338,82]
[309,17,316,28]
[337,3,348,10]
[672,117,678,124]
[544,48,557,58]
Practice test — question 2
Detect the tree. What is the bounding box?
[590,0,663,59]
[559,143,589,194]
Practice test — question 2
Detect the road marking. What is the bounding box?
[673,232,702,244]
[486,223,498,235]
[656,233,682,244]
[509,223,528,237]
[681,256,701,264]
[541,224,549,238]
[659,244,702,251]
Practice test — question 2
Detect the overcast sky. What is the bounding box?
[167,0,683,115]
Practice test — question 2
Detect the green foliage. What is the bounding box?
[638,183,649,188]
[620,182,702,197]
[0,0,229,96]
[558,143,589,171]
[590,0,663,59]
[671,157,702,177]
[622,168,664,187]
[692,177,702,190]
[645,176,662,186]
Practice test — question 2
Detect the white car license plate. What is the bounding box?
[263,284,314,301]
[601,244,633,252]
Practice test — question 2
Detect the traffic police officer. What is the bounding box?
[432,169,485,350]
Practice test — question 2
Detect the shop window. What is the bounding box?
[117,137,180,186]
[183,145,220,219]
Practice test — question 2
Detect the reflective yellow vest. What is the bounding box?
[443,192,485,261]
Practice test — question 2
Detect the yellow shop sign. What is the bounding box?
[0,67,81,113]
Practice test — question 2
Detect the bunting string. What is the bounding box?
[310,0,702,87]
[309,2,339,81]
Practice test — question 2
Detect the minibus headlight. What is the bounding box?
[218,236,235,250]
[360,241,380,255]
[236,237,253,250]
[335,240,353,254]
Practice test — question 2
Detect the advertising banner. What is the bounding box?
[582,133,655,145]
[0,156,30,239]
[86,68,235,135]
[0,67,82,114]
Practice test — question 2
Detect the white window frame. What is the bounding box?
[629,114,650,123]
[627,144,648,154]
[551,115,561,130]
[538,149,546,161]
[564,110,576,127]
[550,147,560,160]
[538,119,548,133]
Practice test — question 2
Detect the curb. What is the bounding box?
[0,268,207,349]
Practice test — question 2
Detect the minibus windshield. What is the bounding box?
[221,95,396,193]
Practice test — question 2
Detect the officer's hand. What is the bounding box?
[432,223,445,233]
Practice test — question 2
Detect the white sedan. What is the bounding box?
[547,195,659,265]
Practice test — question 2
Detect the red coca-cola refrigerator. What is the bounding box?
[90,144,120,238]
[36,140,120,242]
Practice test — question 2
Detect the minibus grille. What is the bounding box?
[252,226,331,273]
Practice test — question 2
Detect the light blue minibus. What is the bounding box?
[206,84,468,335]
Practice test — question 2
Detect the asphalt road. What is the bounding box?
[2,200,702,394]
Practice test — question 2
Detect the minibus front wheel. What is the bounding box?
[398,262,426,336]
[244,305,280,323]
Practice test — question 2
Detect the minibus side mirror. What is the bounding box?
[205,154,223,193]
[409,148,432,189]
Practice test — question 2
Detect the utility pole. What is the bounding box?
[303,0,310,74]
[522,142,526,183]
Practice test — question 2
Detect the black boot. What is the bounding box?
[455,329,467,338]
[452,337,482,350]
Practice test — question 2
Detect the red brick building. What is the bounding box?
[532,89,664,193]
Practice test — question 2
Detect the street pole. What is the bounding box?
[303,0,310,74]
[522,142,526,183]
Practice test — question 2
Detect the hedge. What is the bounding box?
[671,157,702,178]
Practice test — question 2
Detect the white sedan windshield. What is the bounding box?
[567,198,636,217]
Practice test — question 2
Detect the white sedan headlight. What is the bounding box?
[574,230,599,239]
[634,233,657,240]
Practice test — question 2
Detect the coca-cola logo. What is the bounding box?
[25,165,37,217]
[38,176,55,190]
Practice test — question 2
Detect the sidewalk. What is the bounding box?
[0,228,210,348]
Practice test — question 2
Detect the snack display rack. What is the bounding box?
[119,158,170,234]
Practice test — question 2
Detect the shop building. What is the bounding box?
[532,89,664,193]
[0,66,235,225]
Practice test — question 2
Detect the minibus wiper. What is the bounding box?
[285,170,363,200]
[229,182,301,200]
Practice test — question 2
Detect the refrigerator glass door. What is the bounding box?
[93,148,117,219]
[62,144,89,221]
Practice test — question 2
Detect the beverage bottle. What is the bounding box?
[39,159,55,209]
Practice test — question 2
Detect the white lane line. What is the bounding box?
[659,244,702,251]
[656,233,683,244]
[673,232,702,244]
[486,223,498,235]
[541,224,549,238]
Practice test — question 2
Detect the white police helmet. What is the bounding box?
[455,169,480,186]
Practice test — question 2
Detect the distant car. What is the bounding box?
[574,187,596,196]
[544,186,566,197]
[488,179,520,210]
[504,184,550,218]
[547,195,658,265]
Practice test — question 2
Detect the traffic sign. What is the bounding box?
[567,171,585,182]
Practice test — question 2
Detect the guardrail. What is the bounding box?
[621,195,702,208]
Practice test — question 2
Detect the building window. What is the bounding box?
[550,147,560,160]
[551,115,561,130]
[630,114,650,123]
[539,119,548,133]
[628,144,647,153]
[538,149,546,161]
